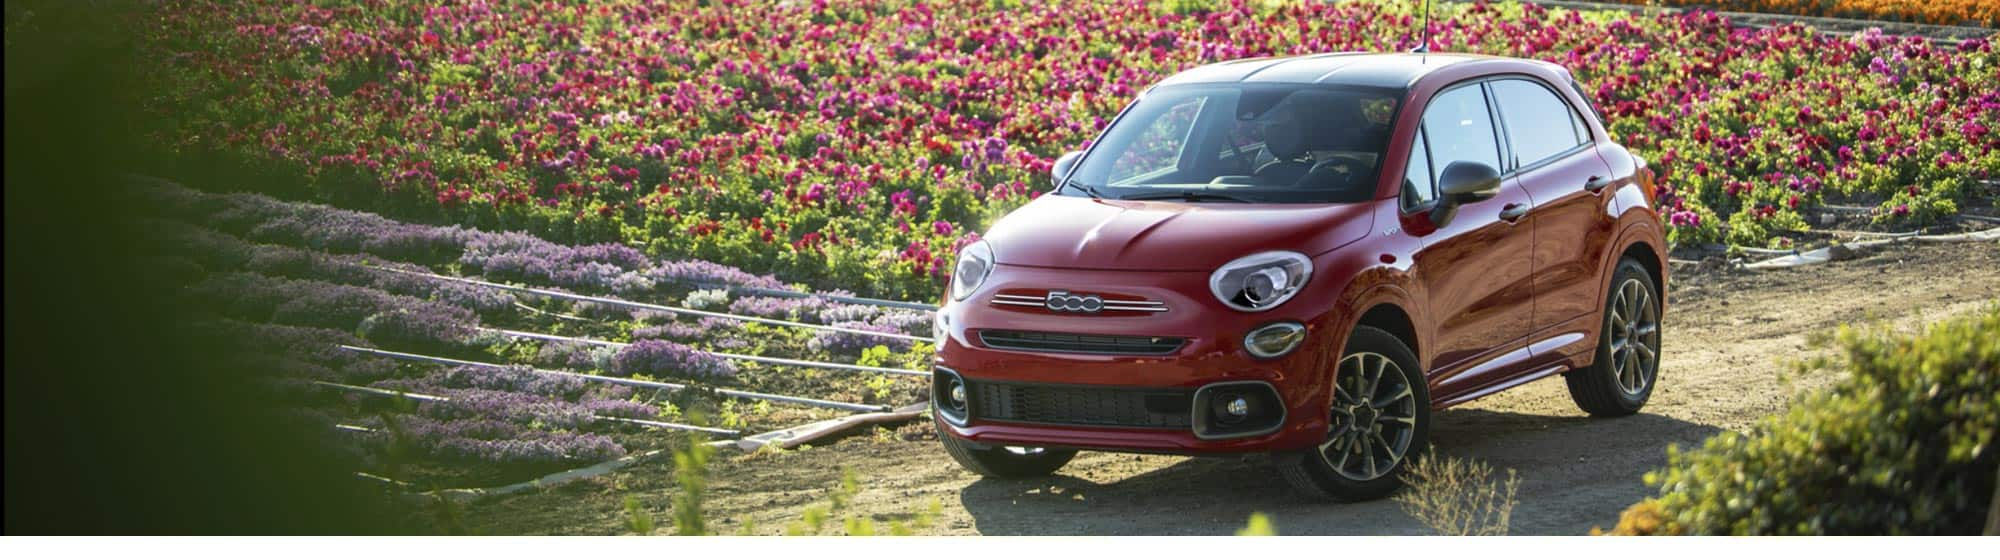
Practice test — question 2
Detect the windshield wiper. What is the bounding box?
[1119,190,1255,203]
[1064,181,1107,200]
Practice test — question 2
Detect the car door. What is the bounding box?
[1489,78,1616,355]
[1405,82,1538,392]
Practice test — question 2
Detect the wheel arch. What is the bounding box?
[1331,262,1426,372]
[1619,239,1663,297]
[1354,303,1420,369]
[1603,219,1668,310]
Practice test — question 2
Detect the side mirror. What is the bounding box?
[1428,160,1502,228]
[1050,150,1084,187]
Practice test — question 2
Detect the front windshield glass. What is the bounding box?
[1064,84,1401,203]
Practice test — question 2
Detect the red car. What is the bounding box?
[931,52,1666,501]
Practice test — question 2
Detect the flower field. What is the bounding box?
[1597,0,1998,28]
[134,179,933,487]
[139,0,1998,301]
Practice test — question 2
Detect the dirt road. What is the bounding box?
[462,241,2000,535]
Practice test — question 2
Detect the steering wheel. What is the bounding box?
[1301,155,1374,189]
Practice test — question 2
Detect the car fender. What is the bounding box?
[1581,210,1668,356]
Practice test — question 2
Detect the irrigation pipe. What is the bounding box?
[337,345,893,413]
[333,423,377,434]
[1736,246,1800,256]
[311,379,741,436]
[716,285,939,312]
[1745,224,2000,270]
[512,301,596,322]
[487,328,931,378]
[368,266,927,343]
[1808,229,1922,239]
[356,402,932,502]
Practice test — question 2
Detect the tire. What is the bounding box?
[1565,258,1661,417]
[1277,325,1431,502]
[935,418,1077,479]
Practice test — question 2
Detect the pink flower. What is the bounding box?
[1669,211,1701,228]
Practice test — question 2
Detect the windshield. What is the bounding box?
[1063,84,1401,204]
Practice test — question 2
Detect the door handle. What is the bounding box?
[1584,175,1614,193]
[1499,203,1529,222]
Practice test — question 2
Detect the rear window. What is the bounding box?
[1491,79,1589,168]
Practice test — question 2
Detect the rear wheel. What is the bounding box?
[1565,258,1661,416]
[936,418,1077,479]
[1277,325,1431,501]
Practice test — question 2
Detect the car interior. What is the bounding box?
[1107,88,1394,203]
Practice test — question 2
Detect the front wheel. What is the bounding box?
[1565,258,1661,416]
[1277,325,1431,501]
[936,419,1077,479]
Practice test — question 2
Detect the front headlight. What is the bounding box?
[1209,251,1312,312]
[950,240,993,301]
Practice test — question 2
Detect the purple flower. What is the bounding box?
[357,302,479,347]
[606,339,736,379]
[534,342,610,371]
[581,399,659,419]
[808,320,911,354]
[436,365,588,397]
[728,295,808,319]
[632,323,702,341]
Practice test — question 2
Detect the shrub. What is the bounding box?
[1395,453,1520,536]
[1611,306,1998,535]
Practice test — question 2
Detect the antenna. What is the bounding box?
[1412,0,1432,54]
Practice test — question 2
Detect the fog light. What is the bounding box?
[1225,397,1250,417]
[935,369,970,426]
[1244,322,1306,358]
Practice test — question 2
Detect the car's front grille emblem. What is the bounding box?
[990,290,1169,314]
[1043,291,1104,313]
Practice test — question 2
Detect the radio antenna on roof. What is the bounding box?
[1411,0,1432,54]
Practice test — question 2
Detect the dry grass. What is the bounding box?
[1394,453,1520,536]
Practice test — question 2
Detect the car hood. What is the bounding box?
[982,194,1375,271]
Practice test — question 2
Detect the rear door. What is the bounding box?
[1489,77,1616,351]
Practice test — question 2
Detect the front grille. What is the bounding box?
[971,381,1192,428]
[978,330,1185,355]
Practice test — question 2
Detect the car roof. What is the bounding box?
[1153,52,1531,90]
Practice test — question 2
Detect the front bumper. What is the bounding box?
[932,264,1345,454]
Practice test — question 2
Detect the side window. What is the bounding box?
[1491,79,1587,167]
[1419,84,1503,184]
[1403,129,1434,208]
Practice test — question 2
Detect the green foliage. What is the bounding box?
[671,436,715,536]
[624,495,656,535]
[1235,512,1277,536]
[1616,306,1999,535]
[1158,0,1226,16]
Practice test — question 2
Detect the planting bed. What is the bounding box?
[138,0,2000,301]
[134,179,935,488]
